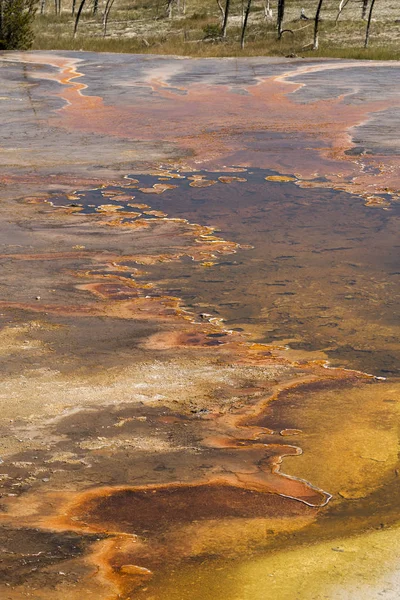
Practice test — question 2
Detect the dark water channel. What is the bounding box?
[53,169,399,377]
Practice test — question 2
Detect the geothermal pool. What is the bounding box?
[0,52,399,599]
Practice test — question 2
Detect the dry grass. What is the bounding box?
[32,0,400,59]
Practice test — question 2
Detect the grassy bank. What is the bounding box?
[32,0,400,59]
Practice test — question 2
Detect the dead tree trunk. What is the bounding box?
[166,0,174,18]
[364,0,376,47]
[264,0,272,20]
[103,0,112,24]
[73,0,87,36]
[335,0,350,24]
[40,0,46,14]
[277,0,285,39]
[221,0,231,38]
[313,0,324,49]
[240,0,252,48]
[93,0,98,15]
[216,0,224,22]
[103,0,115,35]
[361,0,369,20]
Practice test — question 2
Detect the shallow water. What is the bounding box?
[51,168,400,377]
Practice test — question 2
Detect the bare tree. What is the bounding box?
[313,0,324,49]
[221,0,230,38]
[54,0,61,15]
[364,0,376,47]
[335,0,350,24]
[71,0,76,14]
[336,0,369,23]
[40,0,46,14]
[166,0,175,18]
[102,0,111,22]
[264,0,272,19]
[216,0,224,23]
[73,0,87,36]
[240,0,252,48]
[103,0,114,34]
[93,0,98,15]
[276,0,284,39]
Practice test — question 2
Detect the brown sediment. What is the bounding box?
[127,202,150,209]
[54,477,321,538]
[189,179,218,188]
[266,175,297,182]
[54,481,317,597]
[103,216,152,228]
[149,171,185,179]
[0,300,99,316]
[139,184,178,194]
[218,176,248,183]
[141,330,234,349]
[364,195,391,207]
[0,251,101,261]
[0,295,191,322]
[103,194,136,201]
[26,196,58,209]
[280,429,302,437]
[143,210,168,217]
[96,204,125,212]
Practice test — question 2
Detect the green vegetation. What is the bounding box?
[30,0,400,59]
[0,0,37,49]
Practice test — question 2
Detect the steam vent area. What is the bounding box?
[0,52,399,599]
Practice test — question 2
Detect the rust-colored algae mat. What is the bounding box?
[0,52,399,599]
